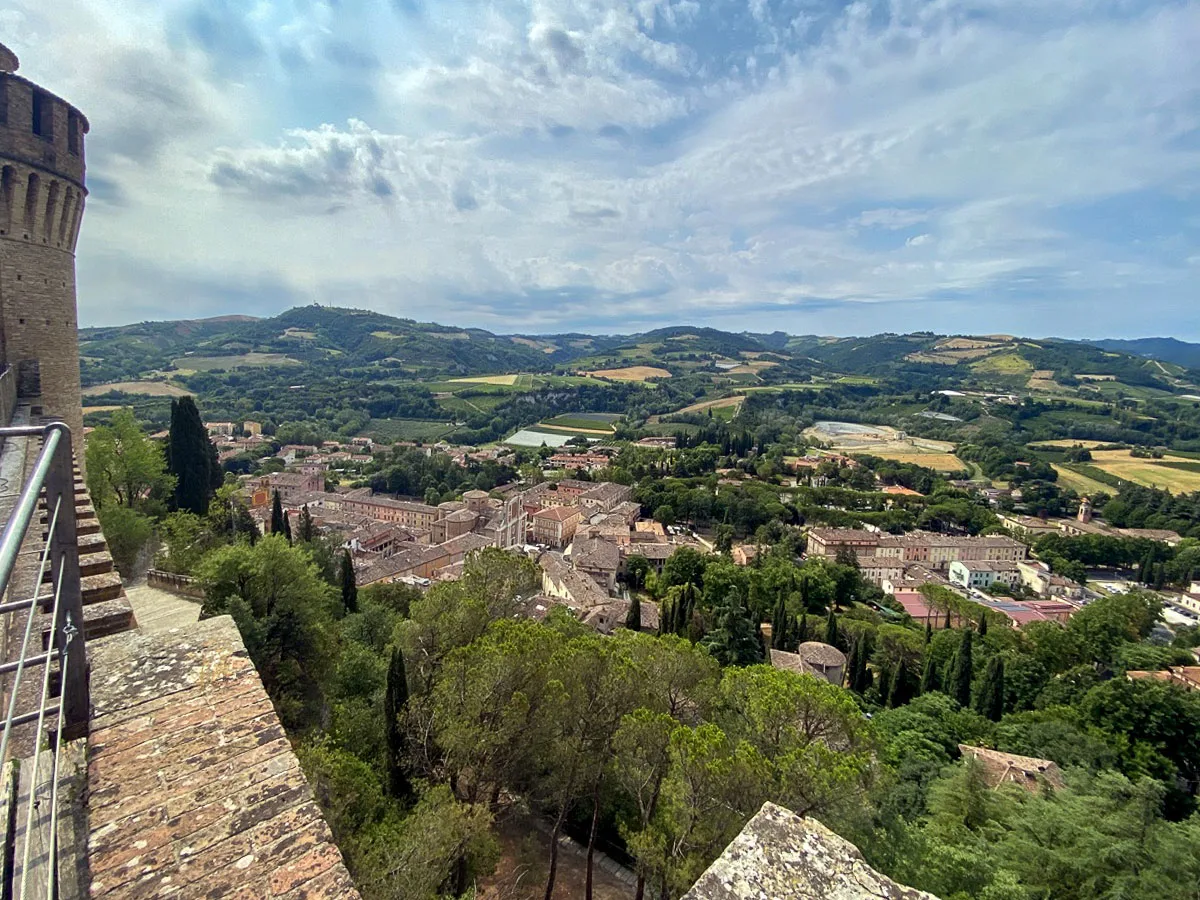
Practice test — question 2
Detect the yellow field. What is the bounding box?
[447,374,520,385]
[1030,439,1109,449]
[1087,450,1200,493]
[1052,464,1113,496]
[865,450,968,471]
[678,396,745,415]
[82,405,126,414]
[585,366,672,382]
[82,381,191,397]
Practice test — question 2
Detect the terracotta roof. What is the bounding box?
[958,745,1065,792]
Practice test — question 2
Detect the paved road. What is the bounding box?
[124,581,202,634]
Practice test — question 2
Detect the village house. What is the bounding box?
[531,505,584,548]
[949,559,1022,591]
[769,643,847,687]
[567,531,621,593]
[958,745,1065,793]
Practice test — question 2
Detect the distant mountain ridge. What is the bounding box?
[1088,338,1200,369]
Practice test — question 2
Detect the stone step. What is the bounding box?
[77,532,107,555]
[41,551,115,583]
[81,572,123,605]
[37,595,136,646]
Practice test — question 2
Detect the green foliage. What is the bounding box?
[96,505,153,576]
[84,407,174,513]
[167,396,222,514]
[948,629,975,708]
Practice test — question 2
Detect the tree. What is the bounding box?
[920,657,939,694]
[625,554,650,590]
[626,594,642,631]
[949,629,974,708]
[271,490,287,537]
[167,396,222,514]
[385,645,412,800]
[824,608,839,648]
[96,505,153,576]
[84,408,174,513]
[702,594,763,667]
[282,510,292,545]
[340,549,358,613]
[297,504,316,543]
[975,655,1005,721]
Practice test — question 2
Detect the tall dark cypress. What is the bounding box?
[824,609,839,648]
[385,646,412,800]
[625,595,642,631]
[270,490,286,537]
[282,510,292,545]
[771,597,786,650]
[797,613,808,646]
[168,396,221,514]
[949,629,974,708]
[975,655,1005,721]
[844,639,859,691]
[925,621,933,645]
[340,549,358,613]
[853,636,872,694]
[979,615,988,638]
[886,663,909,708]
[297,504,315,543]
[944,607,952,629]
[920,658,938,695]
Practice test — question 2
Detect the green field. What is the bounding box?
[173,353,301,372]
[542,413,622,432]
[365,418,461,442]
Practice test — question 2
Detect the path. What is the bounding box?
[125,580,202,634]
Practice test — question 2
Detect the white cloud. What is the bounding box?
[9,0,1200,336]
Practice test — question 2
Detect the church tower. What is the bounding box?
[0,42,87,441]
[1077,496,1092,524]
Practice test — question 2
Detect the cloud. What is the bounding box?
[10,0,1200,337]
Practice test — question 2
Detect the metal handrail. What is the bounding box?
[0,422,90,897]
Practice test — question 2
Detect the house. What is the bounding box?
[949,559,1021,591]
[243,421,262,436]
[531,505,584,548]
[568,532,620,593]
[958,745,1065,793]
[205,421,235,436]
[769,643,846,687]
[731,545,758,566]
[623,540,676,576]
[1127,666,1200,691]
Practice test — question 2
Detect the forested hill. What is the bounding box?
[1090,338,1200,369]
[80,304,1198,394]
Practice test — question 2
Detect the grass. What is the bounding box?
[82,381,191,397]
[971,352,1033,375]
[676,396,745,416]
[1052,464,1114,496]
[365,418,460,442]
[172,353,300,371]
[1084,449,1200,493]
[583,366,672,382]
[542,414,621,432]
[447,374,521,386]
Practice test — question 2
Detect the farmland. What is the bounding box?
[82,381,191,398]
[1083,449,1200,493]
[172,353,301,372]
[583,366,671,382]
[1052,464,1115,496]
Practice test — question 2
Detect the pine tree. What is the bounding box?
[824,609,839,648]
[979,614,988,638]
[168,396,221,514]
[702,595,762,666]
[297,504,315,543]
[384,646,412,800]
[949,629,974,707]
[625,594,641,631]
[270,490,286,537]
[340,549,358,613]
[920,658,938,695]
[975,655,1005,721]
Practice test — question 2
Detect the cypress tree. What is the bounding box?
[797,612,808,646]
[979,614,988,638]
[975,655,1005,721]
[385,646,412,800]
[298,504,315,543]
[282,510,292,545]
[168,396,222,514]
[270,490,286,537]
[340,549,358,613]
[824,609,838,648]
[855,635,873,694]
[1154,563,1166,591]
[886,663,909,708]
[920,657,937,694]
[944,607,952,629]
[925,621,933,645]
[625,595,642,631]
[770,598,784,649]
[949,629,974,707]
[844,639,860,691]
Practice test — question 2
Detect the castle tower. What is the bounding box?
[1077,496,1092,524]
[0,43,87,441]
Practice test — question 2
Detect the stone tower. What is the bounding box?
[0,42,87,442]
[1077,495,1092,523]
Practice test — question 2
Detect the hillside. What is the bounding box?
[1090,337,1200,370]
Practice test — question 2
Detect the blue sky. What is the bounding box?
[7,0,1200,337]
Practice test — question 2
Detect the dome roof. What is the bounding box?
[797,641,846,668]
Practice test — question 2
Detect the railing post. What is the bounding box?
[43,423,89,739]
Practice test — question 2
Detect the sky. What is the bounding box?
[7,0,1200,338]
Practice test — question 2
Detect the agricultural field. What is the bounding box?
[503,428,578,448]
[1029,439,1112,449]
[82,381,191,398]
[860,450,968,472]
[446,374,521,386]
[82,405,126,415]
[583,366,672,382]
[1052,464,1114,496]
[1084,449,1200,493]
[906,336,1014,366]
[172,353,300,371]
[541,413,622,432]
[971,352,1033,375]
[804,421,961,470]
[673,396,745,419]
[365,418,460,442]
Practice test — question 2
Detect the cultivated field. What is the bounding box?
[1085,450,1200,493]
[172,353,300,371]
[804,421,960,470]
[447,374,521,386]
[864,450,968,471]
[83,381,191,397]
[584,366,671,382]
[677,396,745,415]
[82,405,126,415]
[1029,439,1111,449]
[1052,464,1114,496]
[538,413,621,434]
[971,352,1033,375]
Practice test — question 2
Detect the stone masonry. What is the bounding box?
[0,43,87,443]
[85,615,360,899]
